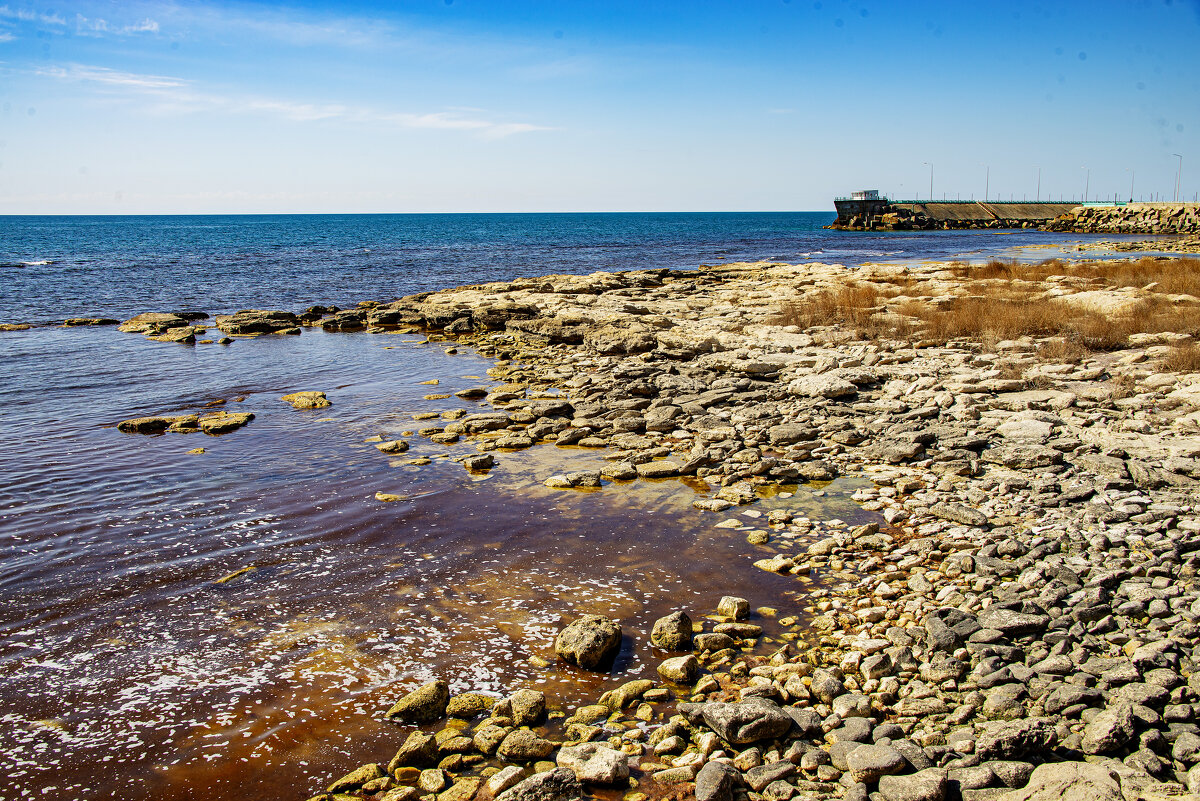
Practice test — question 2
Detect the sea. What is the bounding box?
[0,213,1126,800]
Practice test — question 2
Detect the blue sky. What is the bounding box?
[0,0,1197,213]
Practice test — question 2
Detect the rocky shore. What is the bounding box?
[43,255,1200,801]
[277,256,1200,801]
[1045,204,1200,236]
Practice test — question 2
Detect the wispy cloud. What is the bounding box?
[0,4,158,36]
[39,62,553,139]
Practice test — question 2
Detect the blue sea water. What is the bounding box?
[0,212,1097,324]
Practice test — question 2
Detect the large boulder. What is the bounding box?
[694,760,742,801]
[975,717,1058,760]
[846,744,907,784]
[1080,704,1136,755]
[214,309,300,334]
[385,680,450,723]
[554,615,622,670]
[700,700,794,744]
[496,730,555,762]
[877,768,948,801]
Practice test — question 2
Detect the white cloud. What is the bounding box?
[38,62,553,138]
[0,5,157,35]
[0,30,14,41]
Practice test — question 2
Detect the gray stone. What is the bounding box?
[701,701,794,744]
[877,768,948,801]
[993,761,1120,801]
[975,607,1048,637]
[975,717,1057,760]
[929,502,989,527]
[657,654,700,684]
[497,729,555,762]
[717,596,750,620]
[694,760,741,801]
[495,767,583,801]
[555,743,629,784]
[388,730,440,770]
[1080,704,1136,755]
[845,744,907,784]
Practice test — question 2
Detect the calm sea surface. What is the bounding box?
[0,214,1118,800]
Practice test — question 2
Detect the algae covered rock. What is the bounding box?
[282,391,332,409]
[554,615,622,670]
[385,679,450,723]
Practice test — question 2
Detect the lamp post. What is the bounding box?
[1126,168,1134,203]
[1035,166,1041,202]
[1173,154,1183,202]
[983,165,989,202]
[1082,166,1090,203]
[922,162,933,201]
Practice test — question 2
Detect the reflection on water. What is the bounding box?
[0,328,872,800]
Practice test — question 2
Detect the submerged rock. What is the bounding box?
[385,679,450,723]
[282,391,331,409]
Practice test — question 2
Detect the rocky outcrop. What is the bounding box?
[213,309,300,335]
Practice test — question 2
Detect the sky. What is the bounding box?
[0,0,1197,214]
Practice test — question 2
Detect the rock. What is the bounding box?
[929,502,989,527]
[877,768,948,801]
[198,411,254,434]
[497,729,555,762]
[975,717,1057,760]
[650,610,694,650]
[788,374,857,399]
[439,777,482,801]
[376,440,410,453]
[717,596,750,620]
[328,763,386,793]
[635,460,681,478]
[555,743,629,784]
[282,391,331,409]
[694,760,741,801]
[445,692,495,719]
[1080,704,1136,755]
[463,454,495,471]
[700,701,794,744]
[994,761,1121,801]
[975,607,1048,637]
[554,615,622,670]
[118,312,191,335]
[484,766,526,798]
[508,689,546,727]
[495,767,583,801]
[846,744,907,783]
[118,415,184,434]
[694,632,736,651]
[214,309,300,335]
[385,680,450,723]
[657,655,700,684]
[388,730,440,770]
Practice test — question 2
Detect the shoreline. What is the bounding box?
[9,249,1200,801]
[282,253,1200,800]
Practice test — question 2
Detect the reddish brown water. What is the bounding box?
[0,327,873,800]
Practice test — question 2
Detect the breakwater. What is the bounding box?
[1044,202,1200,235]
[830,199,1080,232]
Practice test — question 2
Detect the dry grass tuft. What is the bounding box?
[1163,342,1200,373]
[774,284,893,338]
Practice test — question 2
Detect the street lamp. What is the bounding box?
[1126,168,1135,203]
[1082,166,1090,203]
[922,162,933,201]
[1173,154,1183,202]
[982,164,989,202]
[1034,166,1041,201]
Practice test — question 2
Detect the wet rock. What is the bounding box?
[214,309,300,335]
[507,689,546,727]
[445,692,495,719]
[599,679,653,711]
[388,730,440,770]
[495,767,582,801]
[484,766,527,798]
[651,611,694,650]
[554,615,621,670]
[385,680,450,723]
[657,655,699,684]
[376,440,410,453]
[118,415,187,434]
[717,596,750,620]
[328,763,386,793]
[118,312,191,335]
[282,391,331,409]
[463,454,495,472]
[198,411,254,434]
[63,317,120,326]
